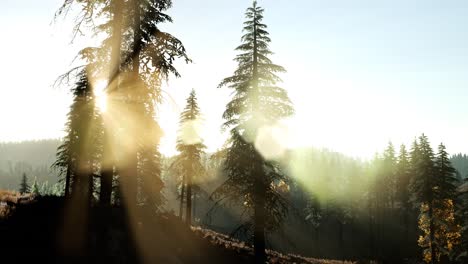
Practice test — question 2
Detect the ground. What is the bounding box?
[1,192,354,264]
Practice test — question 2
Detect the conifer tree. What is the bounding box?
[434,144,459,201]
[411,134,438,264]
[171,89,205,225]
[53,68,102,203]
[19,173,29,194]
[101,0,189,215]
[456,178,468,263]
[31,177,40,195]
[213,1,294,262]
[396,144,412,245]
[382,142,397,208]
[56,0,188,209]
[412,136,461,263]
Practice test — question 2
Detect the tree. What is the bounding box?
[30,177,40,195]
[396,144,412,245]
[170,89,205,225]
[456,178,468,263]
[418,199,461,264]
[55,0,189,209]
[213,1,294,262]
[53,68,102,203]
[412,136,461,263]
[411,134,438,264]
[434,144,459,201]
[382,142,397,208]
[19,173,29,194]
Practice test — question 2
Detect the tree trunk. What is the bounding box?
[179,175,186,220]
[338,220,344,260]
[314,226,320,257]
[100,0,124,206]
[65,163,71,197]
[403,208,409,255]
[88,172,94,204]
[252,8,266,263]
[121,152,138,210]
[254,194,266,264]
[99,161,113,205]
[185,173,192,226]
[429,202,436,264]
[254,167,267,264]
[192,188,197,225]
[369,202,375,259]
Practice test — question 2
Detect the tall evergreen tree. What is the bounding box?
[411,134,438,264]
[382,142,397,208]
[56,0,188,209]
[396,144,412,246]
[434,144,459,201]
[213,1,294,262]
[171,89,206,225]
[412,136,461,263]
[53,68,102,203]
[19,173,29,194]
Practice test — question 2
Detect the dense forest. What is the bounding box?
[1,1,467,264]
[2,138,468,263]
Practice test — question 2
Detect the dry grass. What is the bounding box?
[192,226,356,264]
[0,190,36,218]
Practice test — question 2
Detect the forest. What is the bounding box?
[1,1,468,264]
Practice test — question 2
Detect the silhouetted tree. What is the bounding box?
[171,89,206,225]
[53,68,102,203]
[395,144,413,249]
[435,144,459,201]
[19,173,29,194]
[411,134,438,264]
[213,1,294,262]
[56,0,188,209]
[411,136,461,263]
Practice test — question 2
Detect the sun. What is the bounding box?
[93,80,108,112]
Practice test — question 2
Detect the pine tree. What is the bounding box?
[53,68,102,203]
[434,144,459,201]
[171,89,206,225]
[411,134,438,264]
[382,142,397,208]
[213,1,294,262]
[19,173,29,194]
[412,136,461,263]
[112,0,189,216]
[56,0,188,209]
[30,177,40,195]
[396,144,412,247]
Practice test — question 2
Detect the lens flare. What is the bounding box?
[93,80,108,112]
[179,119,203,145]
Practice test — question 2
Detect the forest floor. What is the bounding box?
[0,192,355,264]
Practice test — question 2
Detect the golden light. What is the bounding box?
[93,79,108,112]
[179,119,203,145]
[254,121,289,160]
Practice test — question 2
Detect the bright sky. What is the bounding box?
[0,0,467,159]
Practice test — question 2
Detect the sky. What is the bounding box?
[0,0,467,159]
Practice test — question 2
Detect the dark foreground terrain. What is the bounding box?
[0,193,353,264]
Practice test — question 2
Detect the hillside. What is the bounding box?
[0,193,354,264]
